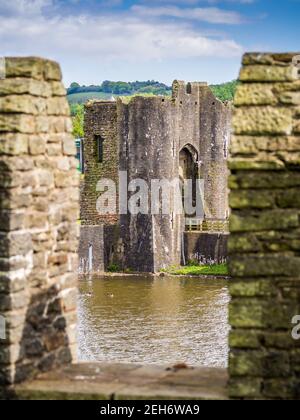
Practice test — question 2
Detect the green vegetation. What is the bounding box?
[67,80,172,99]
[107,263,121,273]
[67,80,237,105]
[68,80,238,139]
[210,80,238,102]
[161,263,229,277]
[70,104,84,138]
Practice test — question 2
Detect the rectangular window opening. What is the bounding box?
[95,135,104,163]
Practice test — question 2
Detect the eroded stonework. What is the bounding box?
[229,52,300,400]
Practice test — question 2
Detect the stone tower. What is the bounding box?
[80,81,231,273]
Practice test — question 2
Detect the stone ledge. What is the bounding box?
[7,363,228,400]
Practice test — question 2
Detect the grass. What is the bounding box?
[107,263,121,273]
[161,263,229,277]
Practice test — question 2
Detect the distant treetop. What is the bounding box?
[67,80,237,103]
[210,80,238,102]
[67,80,172,96]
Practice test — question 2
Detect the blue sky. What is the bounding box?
[0,0,299,86]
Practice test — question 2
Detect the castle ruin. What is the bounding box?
[79,81,231,273]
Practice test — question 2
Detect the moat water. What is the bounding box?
[78,275,230,368]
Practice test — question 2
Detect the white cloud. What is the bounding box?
[0,1,243,81]
[0,14,242,62]
[132,5,244,24]
[0,0,52,16]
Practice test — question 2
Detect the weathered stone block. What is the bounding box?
[0,78,51,97]
[229,330,261,349]
[276,188,300,208]
[228,378,262,399]
[263,351,290,378]
[229,159,285,171]
[230,135,300,155]
[47,143,62,156]
[279,91,300,105]
[293,121,300,134]
[43,60,62,81]
[230,135,258,156]
[35,116,50,133]
[233,107,293,135]
[29,135,47,155]
[0,114,35,133]
[229,279,274,297]
[229,299,266,328]
[229,171,300,190]
[229,190,275,209]
[5,57,45,80]
[0,95,47,115]
[290,350,300,373]
[263,379,298,399]
[268,303,299,330]
[263,332,297,350]
[239,65,297,82]
[62,135,76,156]
[0,133,29,156]
[228,233,262,253]
[230,209,299,232]
[229,255,300,277]
[47,98,70,116]
[229,350,264,377]
[50,82,66,97]
[234,84,278,106]
[242,53,299,66]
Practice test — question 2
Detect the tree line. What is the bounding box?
[68,80,172,96]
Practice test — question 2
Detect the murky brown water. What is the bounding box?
[78,275,230,367]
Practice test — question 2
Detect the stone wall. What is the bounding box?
[119,95,181,272]
[81,101,119,226]
[184,232,228,264]
[78,226,104,274]
[0,57,79,386]
[228,53,300,399]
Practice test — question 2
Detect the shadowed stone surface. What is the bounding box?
[13,363,228,400]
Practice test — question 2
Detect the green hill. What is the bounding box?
[67,80,237,105]
[67,91,121,104]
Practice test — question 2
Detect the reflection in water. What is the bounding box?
[78,276,230,367]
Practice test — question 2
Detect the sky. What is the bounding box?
[0,0,299,86]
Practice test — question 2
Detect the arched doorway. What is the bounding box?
[179,145,200,219]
